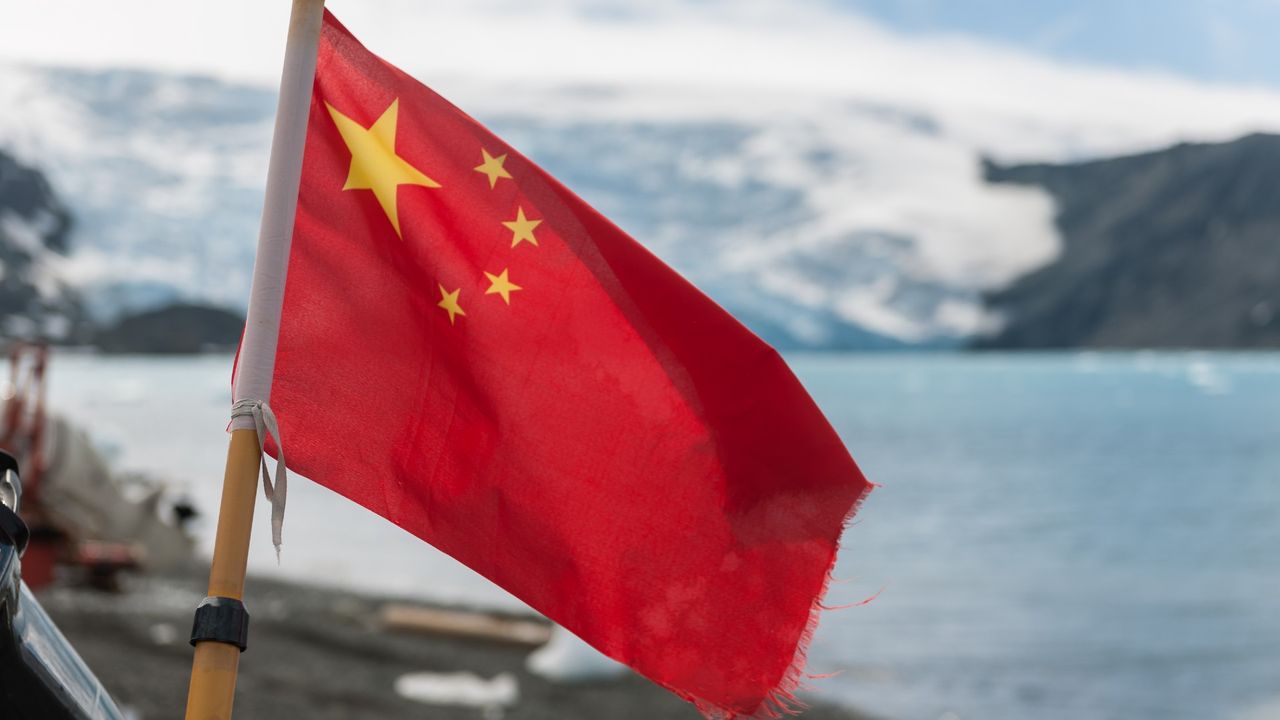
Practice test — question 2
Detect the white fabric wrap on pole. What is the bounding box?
[231,399,287,560]
[230,0,327,555]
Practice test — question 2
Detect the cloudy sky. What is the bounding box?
[5,0,1280,89]
[840,0,1280,87]
[4,0,1280,163]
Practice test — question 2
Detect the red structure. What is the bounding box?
[0,342,58,587]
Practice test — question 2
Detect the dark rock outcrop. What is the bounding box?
[978,133,1280,349]
[93,303,244,354]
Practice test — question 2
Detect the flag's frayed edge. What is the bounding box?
[689,479,879,720]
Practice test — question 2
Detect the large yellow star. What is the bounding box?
[326,99,440,238]
[437,284,466,325]
[483,268,522,305]
[474,148,513,189]
[502,207,541,248]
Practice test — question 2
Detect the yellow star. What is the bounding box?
[437,284,466,325]
[326,99,440,238]
[474,148,513,189]
[502,207,541,248]
[483,268,522,305]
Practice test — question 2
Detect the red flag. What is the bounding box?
[260,11,871,718]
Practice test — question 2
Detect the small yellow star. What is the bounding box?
[325,99,440,238]
[474,148,513,189]
[502,207,541,248]
[437,284,466,325]
[483,268,522,305]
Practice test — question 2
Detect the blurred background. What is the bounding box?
[0,1,1278,719]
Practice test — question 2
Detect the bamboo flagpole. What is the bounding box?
[185,1,325,718]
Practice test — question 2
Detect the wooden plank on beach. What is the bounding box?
[380,604,552,646]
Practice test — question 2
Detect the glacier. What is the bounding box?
[0,65,1060,348]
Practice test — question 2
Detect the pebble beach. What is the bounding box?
[38,571,872,720]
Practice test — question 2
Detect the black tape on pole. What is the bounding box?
[189,596,250,652]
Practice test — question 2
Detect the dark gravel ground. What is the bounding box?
[37,571,871,720]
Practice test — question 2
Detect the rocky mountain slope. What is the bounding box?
[1,149,242,351]
[979,133,1280,348]
[0,150,85,340]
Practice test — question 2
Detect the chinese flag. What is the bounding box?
[265,11,871,718]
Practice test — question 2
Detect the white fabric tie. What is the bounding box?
[230,398,287,561]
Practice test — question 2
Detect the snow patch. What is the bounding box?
[0,211,68,303]
[527,625,627,683]
[393,671,518,709]
[1187,359,1232,395]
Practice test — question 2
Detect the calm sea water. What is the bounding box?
[42,351,1280,720]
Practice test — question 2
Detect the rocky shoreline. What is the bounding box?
[37,571,873,720]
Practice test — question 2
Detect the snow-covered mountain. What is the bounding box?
[0,149,83,339]
[4,1,1280,348]
[0,65,1050,348]
[0,68,274,323]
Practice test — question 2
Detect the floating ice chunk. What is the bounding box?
[527,625,626,683]
[394,671,518,708]
[1187,360,1231,396]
